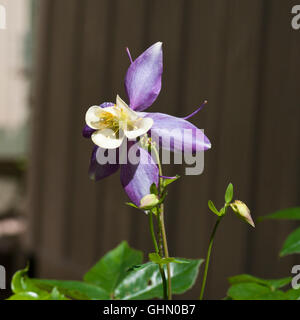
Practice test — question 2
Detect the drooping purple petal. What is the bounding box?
[143,112,211,153]
[125,42,163,112]
[89,146,119,181]
[120,144,159,206]
[82,102,115,138]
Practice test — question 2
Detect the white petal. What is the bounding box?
[92,129,124,149]
[85,105,117,129]
[124,117,153,140]
[103,106,119,117]
[85,106,102,129]
[116,95,139,120]
[116,95,128,108]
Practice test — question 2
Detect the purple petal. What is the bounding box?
[82,102,114,138]
[83,125,96,138]
[120,144,159,206]
[143,112,211,153]
[125,42,163,112]
[100,102,115,109]
[89,146,119,181]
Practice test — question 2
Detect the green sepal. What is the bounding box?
[208,200,220,216]
[162,175,180,188]
[150,183,158,195]
[125,202,139,209]
[225,183,233,204]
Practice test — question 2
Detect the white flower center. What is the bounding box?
[85,95,153,149]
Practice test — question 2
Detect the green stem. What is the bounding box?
[148,211,159,253]
[156,212,164,256]
[199,216,223,300]
[152,145,172,300]
[159,203,172,300]
[148,212,168,300]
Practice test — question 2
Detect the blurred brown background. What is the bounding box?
[0,0,300,299]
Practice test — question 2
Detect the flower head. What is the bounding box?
[85,95,153,149]
[83,42,211,205]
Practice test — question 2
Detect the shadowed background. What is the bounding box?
[0,0,299,299]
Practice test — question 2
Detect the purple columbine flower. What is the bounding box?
[83,42,211,206]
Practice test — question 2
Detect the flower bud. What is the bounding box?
[140,194,159,209]
[230,200,255,227]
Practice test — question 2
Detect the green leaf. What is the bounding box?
[164,258,189,264]
[11,265,45,295]
[258,207,300,222]
[148,253,162,264]
[10,267,69,300]
[115,258,203,300]
[219,207,226,216]
[8,289,69,300]
[150,183,158,195]
[49,287,69,300]
[148,254,188,266]
[8,292,41,300]
[31,279,109,300]
[227,274,300,300]
[125,202,139,209]
[280,226,300,257]
[229,274,291,290]
[225,183,233,204]
[148,253,174,265]
[11,265,29,293]
[83,241,143,298]
[208,200,220,216]
[285,288,300,300]
[8,243,202,300]
[227,283,287,300]
[127,262,154,272]
[163,175,180,188]
[11,265,98,300]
